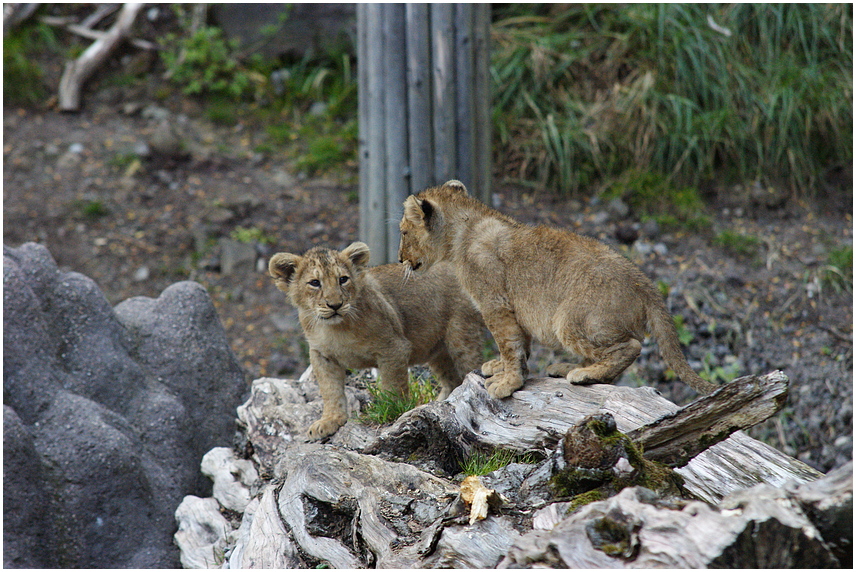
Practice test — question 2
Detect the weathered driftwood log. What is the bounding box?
[499,464,851,568]
[367,372,822,503]
[58,2,142,111]
[227,443,519,569]
[627,370,789,467]
[177,370,848,569]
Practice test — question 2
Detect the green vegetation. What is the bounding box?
[820,245,853,292]
[230,226,275,245]
[698,354,741,385]
[360,373,437,426]
[108,152,140,171]
[672,315,694,347]
[460,448,539,476]
[603,170,710,231]
[713,230,763,258]
[491,4,852,198]
[550,415,685,509]
[157,5,358,177]
[73,199,110,220]
[3,21,58,106]
[160,22,256,99]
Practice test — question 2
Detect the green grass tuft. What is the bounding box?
[712,230,763,258]
[460,448,539,476]
[491,4,852,198]
[360,373,437,426]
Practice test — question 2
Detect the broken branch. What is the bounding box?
[58,2,143,111]
[627,370,789,467]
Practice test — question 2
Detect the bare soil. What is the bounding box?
[3,80,852,474]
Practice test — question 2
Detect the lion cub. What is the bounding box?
[269,241,483,439]
[398,180,719,400]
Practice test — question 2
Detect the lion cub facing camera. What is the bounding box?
[398,180,719,400]
[269,241,483,439]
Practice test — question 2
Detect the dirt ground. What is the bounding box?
[3,79,852,474]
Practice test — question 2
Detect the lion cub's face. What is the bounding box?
[269,242,370,325]
[398,199,435,274]
[399,180,468,274]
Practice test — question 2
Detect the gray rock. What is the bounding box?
[3,242,247,568]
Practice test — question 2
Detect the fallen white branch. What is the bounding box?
[58,2,143,111]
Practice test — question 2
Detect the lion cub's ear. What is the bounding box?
[403,195,435,226]
[341,241,370,268]
[269,253,301,285]
[442,179,468,195]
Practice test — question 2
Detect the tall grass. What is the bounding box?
[491,4,852,197]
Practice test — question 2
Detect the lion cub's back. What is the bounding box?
[369,262,480,332]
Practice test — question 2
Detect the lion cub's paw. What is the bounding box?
[306,416,347,440]
[485,372,525,399]
[566,367,609,386]
[480,359,504,377]
[545,362,575,378]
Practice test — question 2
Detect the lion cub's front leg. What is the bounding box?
[307,349,349,440]
[481,307,529,399]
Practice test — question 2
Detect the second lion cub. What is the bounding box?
[398,180,719,400]
[269,241,483,439]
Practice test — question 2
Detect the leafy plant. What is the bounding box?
[698,354,741,385]
[360,373,437,426]
[672,315,694,346]
[160,24,255,98]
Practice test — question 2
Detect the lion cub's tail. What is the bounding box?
[647,301,719,395]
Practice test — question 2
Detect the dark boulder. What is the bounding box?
[3,242,247,568]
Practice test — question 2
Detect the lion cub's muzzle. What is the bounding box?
[319,301,348,321]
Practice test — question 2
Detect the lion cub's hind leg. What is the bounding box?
[562,338,642,386]
[431,320,483,400]
[544,362,576,378]
[427,352,460,400]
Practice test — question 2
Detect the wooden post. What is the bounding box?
[358,4,491,263]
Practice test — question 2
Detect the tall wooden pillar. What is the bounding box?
[357,3,491,263]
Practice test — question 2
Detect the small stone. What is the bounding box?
[133,266,150,282]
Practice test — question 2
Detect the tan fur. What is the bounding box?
[269,241,484,439]
[398,180,718,399]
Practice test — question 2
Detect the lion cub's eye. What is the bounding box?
[339,275,350,285]
[308,279,321,288]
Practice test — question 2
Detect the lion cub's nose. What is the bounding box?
[326,301,343,311]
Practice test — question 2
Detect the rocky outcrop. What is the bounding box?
[177,371,851,568]
[3,242,247,568]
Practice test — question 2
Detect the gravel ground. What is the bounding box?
[4,86,852,473]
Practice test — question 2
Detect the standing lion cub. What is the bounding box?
[269,241,483,439]
[398,180,719,400]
